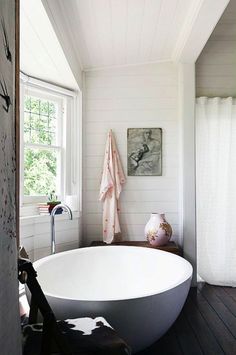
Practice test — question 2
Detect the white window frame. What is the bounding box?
[20,73,80,216]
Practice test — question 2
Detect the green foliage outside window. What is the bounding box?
[24,96,56,145]
[24,96,59,196]
[24,148,57,196]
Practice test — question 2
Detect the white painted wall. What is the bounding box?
[82,63,180,246]
[196,0,236,97]
[178,63,197,285]
[20,213,81,261]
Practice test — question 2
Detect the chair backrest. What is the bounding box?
[18,257,131,355]
[18,257,72,355]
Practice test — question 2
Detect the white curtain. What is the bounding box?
[196,97,236,286]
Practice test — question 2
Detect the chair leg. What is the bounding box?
[52,323,72,355]
[28,296,38,324]
[40,314,53,355]
[41,313,72,355]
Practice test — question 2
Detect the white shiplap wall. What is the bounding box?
[82,63,180,246]
[196,0,236,97]
[20,213,81,261]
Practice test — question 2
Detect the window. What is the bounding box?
[23,90,63,200]
[20,74,80,212]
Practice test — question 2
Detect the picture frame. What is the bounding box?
[127,128,162,176]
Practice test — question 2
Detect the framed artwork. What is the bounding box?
[127,128,162,176]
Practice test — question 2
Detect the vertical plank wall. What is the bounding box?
[82,63,180,246]
[20,214,80,261]
[196,0,236,97]
[0,0,22,353]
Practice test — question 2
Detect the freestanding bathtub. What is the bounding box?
[34,246,192,353]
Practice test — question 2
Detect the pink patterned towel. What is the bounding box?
[99,130,126,244]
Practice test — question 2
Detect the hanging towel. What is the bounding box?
[99,130,126,244]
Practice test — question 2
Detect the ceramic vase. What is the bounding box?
[145,213,172,246]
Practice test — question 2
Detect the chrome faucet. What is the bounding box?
[50,204,73,254]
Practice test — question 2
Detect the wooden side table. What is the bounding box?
[90,240,182,256]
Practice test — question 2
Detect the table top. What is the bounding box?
[90,240,182,255]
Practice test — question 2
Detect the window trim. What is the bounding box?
[20,73,80,215]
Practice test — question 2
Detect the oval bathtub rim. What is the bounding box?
[33,246,193,302]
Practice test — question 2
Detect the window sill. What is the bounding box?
[20,211,81,226]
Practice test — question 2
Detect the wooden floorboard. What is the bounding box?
[224,287,236,301]
[173,311,204,355]
[183,295,224,355]
[214,286,236,317]
[137,326,182,355]
[157,327,183,355]
[199,284,236,339]
[190,288,236,354]
[137,284,236,355]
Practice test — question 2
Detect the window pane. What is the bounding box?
[24,148,58,196]
[25,95,39,113]
[24,96,57,145]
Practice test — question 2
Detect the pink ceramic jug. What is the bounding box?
[145,213,172,246]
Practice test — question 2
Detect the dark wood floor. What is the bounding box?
[137,283,236,355]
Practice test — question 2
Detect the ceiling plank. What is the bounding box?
[138,0,162,63]
[172,0,230,63]
[161,0,193,60]
[42,0,83,88]
[91,0,113,67]
[21,0,78,89]
[150,0,179,61]
[111,0,128,66]
[126,0,146,64]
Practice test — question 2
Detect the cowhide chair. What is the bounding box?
[18,257,131,355]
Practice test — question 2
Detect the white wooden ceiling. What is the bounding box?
[21,0,230,85]
[51,0,195,70]
[20,0,78,89]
